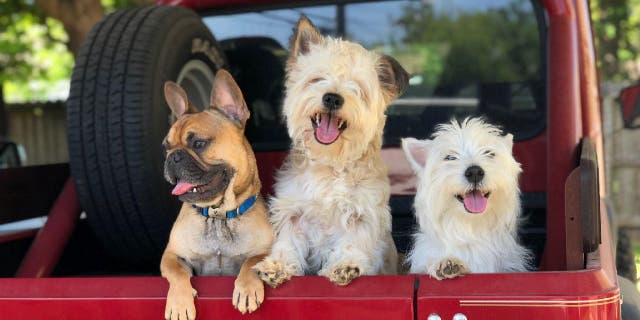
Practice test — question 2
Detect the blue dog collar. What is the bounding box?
[195,195,257,219]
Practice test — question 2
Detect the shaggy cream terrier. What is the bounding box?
[402,118,531,279]
[254,16,409,287]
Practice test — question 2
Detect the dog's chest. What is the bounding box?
[188,252,244,276]
[299,169,384,209]
[302,174,353,216]
[292,169,355,202]
[183,218,247,276]
[289,170,385,234]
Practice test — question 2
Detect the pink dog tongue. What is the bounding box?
[172,181,197,195]
[463,190,487,213]
[315,113,341,144]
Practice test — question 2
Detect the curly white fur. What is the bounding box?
[255,17,406,285]
[402,118,531,277]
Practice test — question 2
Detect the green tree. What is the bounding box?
[0,0,146,102]
[591,0,640,81]
[395,1,540,96]
[0,1,71,101]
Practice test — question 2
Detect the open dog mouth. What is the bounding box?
[455,190,491,214]
[172,181,209,195]
[169,167,231,203]
[310,112,347,145]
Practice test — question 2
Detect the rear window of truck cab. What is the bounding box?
[203,0,546,150]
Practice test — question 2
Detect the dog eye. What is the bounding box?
[444,155,457,161]
[192,140,208,151]
[483,150,496,158]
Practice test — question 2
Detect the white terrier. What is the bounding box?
[402,118,531,279]
[254,16,409,286]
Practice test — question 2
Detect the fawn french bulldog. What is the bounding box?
[160,70,272,319]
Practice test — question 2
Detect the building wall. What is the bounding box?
[6,102,68,166]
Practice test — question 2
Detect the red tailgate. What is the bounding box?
[417,269,620,320]
[0,276,415,320]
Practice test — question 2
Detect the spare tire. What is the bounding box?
[67,5,226,264]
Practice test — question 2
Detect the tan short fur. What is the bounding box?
[160,70,272,319]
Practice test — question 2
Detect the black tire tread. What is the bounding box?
[67,5,218,263]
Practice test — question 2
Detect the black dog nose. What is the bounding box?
[322,93,344,110]
[171,150,184,163]
[465,165,485,184]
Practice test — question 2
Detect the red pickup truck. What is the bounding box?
[2,0,640,319]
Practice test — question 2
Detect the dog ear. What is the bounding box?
[164,81,197,117]
[504,133,514,150]
[288,15,324,63]
[402,137,430,173]
[210,69,250,128]
[377,55,409,103]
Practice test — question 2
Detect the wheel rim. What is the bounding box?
[176,59,215,111]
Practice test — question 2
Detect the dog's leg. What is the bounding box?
[254,237,305,288]
[319,215,385,286]
[431,257,470,280]
[254,214,307,288]
[233,254,267,314]
[408,231,444,274]
[320,243,371,286]
[382,233,399,274]
[161,250,197,320]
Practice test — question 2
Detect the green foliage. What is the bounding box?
[0,0,74,102]
[395,1,540,96]
[102,0,142,13]
[0,0,139,102]
[591,0,640,81]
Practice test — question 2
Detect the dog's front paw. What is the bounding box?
[323,264,361,286]
[165,286,198,320]
[233,272,264,314]
[432,258,469,280]
[253,258,292,288]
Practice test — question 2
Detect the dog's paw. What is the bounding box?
[233,273,265,314]
[324,264,361,286]
[253,258,292,288]
[432,258,469,280]
[165,286,198,320]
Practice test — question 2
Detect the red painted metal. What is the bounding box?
[255,151,287,196]
[416,269,620,319]
[15,179,81,278]
[259,135,547,198]
[512,132,547,193]
[620,85,640,120]
[0,276,414,319]
[575,0,607,198]
[539,0,582,271]
[0,229,37,244]
[417,199,621,319]
[157,0,300,11]
[0,0,623,319]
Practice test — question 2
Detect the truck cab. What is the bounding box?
[0,0,635,319]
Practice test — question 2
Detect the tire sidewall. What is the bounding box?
[143,7,228,251]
